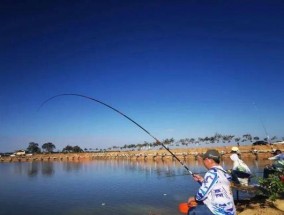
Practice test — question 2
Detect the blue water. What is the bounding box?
[0,158,266,215]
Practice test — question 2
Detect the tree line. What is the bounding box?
[117,133,282,150]
[26,142,83,154]
[23,133,283,154]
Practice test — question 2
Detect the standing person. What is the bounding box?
[268,149,284,169]
[263,149,284,178]
[231,146,241,159]
[230,147,251,185]
[187,149,236,215]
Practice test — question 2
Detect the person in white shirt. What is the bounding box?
[229,147,251,185]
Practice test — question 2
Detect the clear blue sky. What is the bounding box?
[1,1,284,152]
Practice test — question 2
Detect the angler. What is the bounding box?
[40,94,237,215]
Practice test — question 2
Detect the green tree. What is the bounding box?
[42,142,56,153]
[253,136,260,141]
[271,136,277,141]
[243,134,252,142]
[234,137,241,142]
[214,133,222,142]
[189,138,195,144]
[73,145,83,153]
[62,145,73,153]
[163,138,175,145]
[178,138,187,146]
[27,142,41,154]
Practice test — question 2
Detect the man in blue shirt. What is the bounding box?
[263,149,284,178]
[187,149,236,215]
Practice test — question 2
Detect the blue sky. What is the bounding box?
[1,1,284,152]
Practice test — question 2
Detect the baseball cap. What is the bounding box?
[202,149,220,161]
[273,149,282,155]
[231,146,239,152]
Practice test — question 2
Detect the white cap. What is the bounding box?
[231,146,239,152]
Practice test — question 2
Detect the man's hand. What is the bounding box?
[187,196,195,204]
[187,196,198,207]
[192,174,204,183]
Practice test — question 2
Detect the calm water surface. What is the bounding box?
[0,158,269,215]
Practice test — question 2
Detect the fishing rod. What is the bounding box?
[253,102,270,143]
[38,93,195,176]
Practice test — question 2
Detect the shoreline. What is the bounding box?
[1,143,283,163]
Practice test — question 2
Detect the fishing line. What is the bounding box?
[253,102,270,143]
[38,93,195,176]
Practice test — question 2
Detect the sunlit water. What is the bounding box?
[0,158,269,215]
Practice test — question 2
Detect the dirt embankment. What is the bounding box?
[1,143,284,162]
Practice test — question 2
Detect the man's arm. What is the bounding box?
[195,170,218,201]
[268,155,279,160]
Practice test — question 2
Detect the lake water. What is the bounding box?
[0,158,269,215]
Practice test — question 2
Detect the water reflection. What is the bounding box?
[25,161,84,177]
[28,162,39,177]
[0,158,274,215]
[41,162,54,176]
[9,158,270,179]
[87,158,225,178]
[62,161,82,172]
[25,162,55,177]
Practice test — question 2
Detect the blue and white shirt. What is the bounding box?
[195,166,236,215]
[269,154,284,170]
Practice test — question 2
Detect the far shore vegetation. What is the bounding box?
[1,133,283,155]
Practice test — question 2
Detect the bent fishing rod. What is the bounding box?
[253,102,270,143]
[39,93,195,176]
